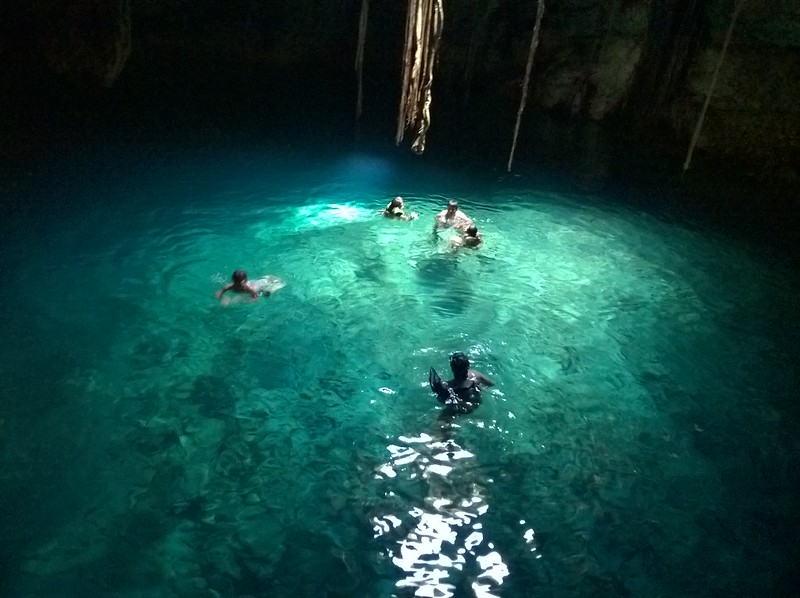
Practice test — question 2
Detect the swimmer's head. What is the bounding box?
[450,352,470,378]
[232,269,248,284]
[389,196,404,209]
[466,225,478,236]
[446,201,458,216]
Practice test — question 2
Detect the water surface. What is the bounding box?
[0,140,798,597]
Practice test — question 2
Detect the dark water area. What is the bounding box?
[3,47,798,268]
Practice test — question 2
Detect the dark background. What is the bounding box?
[1,0,798,257]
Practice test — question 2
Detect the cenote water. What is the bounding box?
[0,135,798,598]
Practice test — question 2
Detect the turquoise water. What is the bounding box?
[1,140,798,597]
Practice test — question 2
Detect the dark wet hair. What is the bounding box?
[450,352,470,378]
[466,225,478,236]
[232,269,248,284]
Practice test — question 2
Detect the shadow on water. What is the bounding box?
[354,258,388,285]
[414,252,476,317]
[415,254,458,287]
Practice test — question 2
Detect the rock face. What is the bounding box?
[526,0,799,173]
[4,0,132,88]
[534,1,651,120]
[2,0,798,174]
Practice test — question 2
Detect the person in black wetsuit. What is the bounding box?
[429,352,494,415]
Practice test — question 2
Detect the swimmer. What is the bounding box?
[215,269,286,304]
[216,269,258,301]
[434,200,473,232]
[429,352,494,415]
[450,225,483,250]
[382,196,418,221]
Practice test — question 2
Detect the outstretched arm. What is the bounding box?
[215,284,233,299]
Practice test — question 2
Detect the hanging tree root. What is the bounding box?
[683,0,747,172]
[355,0,369,122]
[396,0,444,154]
[507,0,545,172]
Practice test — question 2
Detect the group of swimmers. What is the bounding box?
[215,196,494,415]
[383,196,483,249]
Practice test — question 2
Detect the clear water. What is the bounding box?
[1,139,798,598]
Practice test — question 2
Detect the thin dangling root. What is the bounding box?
[507,0,545,172]
[683,0,748,172]
[355,0,369,122]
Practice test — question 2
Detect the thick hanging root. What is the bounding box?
[396,0,444,154]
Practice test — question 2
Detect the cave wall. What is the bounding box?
[465,0,800,172]
[1,0,131,88]
[2,0,798,173]
[676,1,800,172]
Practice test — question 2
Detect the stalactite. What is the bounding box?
[396,0,444,154]
[507,0,545,172]
[355,0,369,122]
[683,0,747,172]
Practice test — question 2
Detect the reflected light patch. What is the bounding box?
[377,433,509,597]
[426,463,453,477]
[378,464,397,478]
[399,433,434,444]
[476,551,509,585]
[292,202,373,229]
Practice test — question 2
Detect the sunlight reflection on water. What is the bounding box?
[374,433,509,596]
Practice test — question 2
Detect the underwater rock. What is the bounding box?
[274,527,362,595]
[126,422,184,458]
[188,375,238,418]
[243,492,261,506]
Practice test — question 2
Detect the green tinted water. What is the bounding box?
[0,144,797,597]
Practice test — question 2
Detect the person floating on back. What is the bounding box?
[215,269,285,304]
[434,200,473,233]
[429,352,494,415]
[382,196,418,221]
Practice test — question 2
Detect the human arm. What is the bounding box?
[429,368,460,406]
[215,284,233,299]
[245,283,259,300]
[470,369,494,388]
